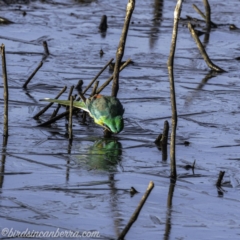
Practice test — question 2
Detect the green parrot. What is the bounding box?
[42,94,124,134]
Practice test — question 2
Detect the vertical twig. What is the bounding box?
[68,96,73,142]
[203,0,211,32]
[75,80,86,103]
[111,0,135,97]
[66,85,75,111]
[118,181,154,240]
[167,0,183,180]
[1,44,9,137]
[216,171,225,187]
[90,81,99,97]
[99,15,108,32]
[23,61,43,88]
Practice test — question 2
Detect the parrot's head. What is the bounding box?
[104,115,124,134]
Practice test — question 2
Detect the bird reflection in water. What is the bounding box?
[76,138,122,171]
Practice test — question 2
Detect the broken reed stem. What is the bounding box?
[161,120,169,161]
[118,181,154,240]
[188,23,225,72]
[50,104,61,119]
[33,86,67,119]
[203,0,211,32]
[1,44,9,137]
[82,58,113,95]
[23,61,43,88]
[76,80,86,103]
[68,86,75,100]
[167,0,183,180]
[216,171,225,187]
[66,85,75,111]
[68,96,73,141]
[96,59,132,94]
[111,0,135,98]
[43,41,49,55]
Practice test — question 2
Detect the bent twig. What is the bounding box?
[188,22,225,72]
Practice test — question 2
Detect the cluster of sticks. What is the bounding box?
[156,0,226,183]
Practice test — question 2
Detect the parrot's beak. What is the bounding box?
[103,124,112,133]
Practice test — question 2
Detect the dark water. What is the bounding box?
[1,0,240,239]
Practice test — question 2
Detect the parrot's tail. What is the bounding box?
[40,98,89,112]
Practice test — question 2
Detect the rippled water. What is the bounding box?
[1,0,240,239]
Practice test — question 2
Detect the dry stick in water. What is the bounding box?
[118,181,154,240]
[50,86,75,119]
[202,0,211,32]
[34,86,67,119]
[111,0,135,98]
[192,4,217,28]
[167,0,183,180]
[192,4,206,20]
[23,61,43,88]
[83,58,113,95]
[38,110,71,127]
[91,81,99,97]
[1,44,9,137]
[76,80,86,103]
[216,171,225,187]
[50,104,61,119]
[161,120,169,161]
[188,23,225,72]
[68,96,73,142]
[96,59,132,94]
[66,85,75,111]
[43,41,50,55]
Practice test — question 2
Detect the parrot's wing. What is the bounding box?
[40,98,89,112]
